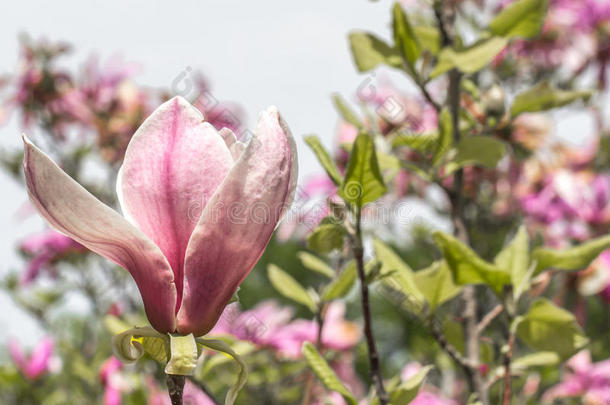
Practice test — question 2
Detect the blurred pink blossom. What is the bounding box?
[543,350,610,404]
[19,229,83,285]
[8,337,54,380]
[99,356,123,405]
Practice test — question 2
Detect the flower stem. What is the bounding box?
[166,374,185,405]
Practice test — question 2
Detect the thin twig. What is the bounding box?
[477,304,504,335]
[502,327,516,404]
[352,206,389,405]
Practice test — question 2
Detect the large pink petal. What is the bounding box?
[177,106,297,336]
[117,96,233,310]
[23,136,177,333]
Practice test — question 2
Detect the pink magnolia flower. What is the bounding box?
[19,229,83,285]
[8,337,54,380]
[22,96,297,336]
[543,350,610,404]
[99,356,123,405]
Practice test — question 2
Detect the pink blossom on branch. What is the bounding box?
[22,96,298,336]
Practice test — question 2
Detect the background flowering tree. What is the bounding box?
[1,0,610,404]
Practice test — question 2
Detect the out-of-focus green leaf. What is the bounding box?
[302,342,358,405]
[332,94,362,129]
[267,264,316,312]
[297,251,335,278]
[445,136,506,174]
[307,222,346,254]
[392,3,420,65]
[392,131,438,154]
[511,352,560,370]
[489,0,548,39]
[414,26,440,55]
[348,32,403,72]
[197,337,248,405]
[433,108,453,165]
[340,133,387,207]
[389,365,434,405]
[532,234,610,274]
[516,298,589,360]
[373,239,424,307]
[430,36,508,77]
[494,226,530,299]
[510,82,592,117]
[304,135,343,186]
[414,260,461,313]
[434,232,511,294]
[323,261,358,301]
[165,333,198,376]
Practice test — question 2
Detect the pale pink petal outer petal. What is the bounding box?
[219,127,246,161]
[118,96,233,309]
[23,136,177,333]
[177,106,297,336]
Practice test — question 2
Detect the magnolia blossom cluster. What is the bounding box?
[494,0,610,85]
[0,38,243,163]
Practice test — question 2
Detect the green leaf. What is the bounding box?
[297,251,335,278]
[165,333,198,376]
[389,365,433,405]
[413,26,440,55]
[392,131,439,154]
[489,0,548,39]
[433,232,511,294]
[516,298,588,360]
[197,337,248,405]
[304,135,343,186]
[430,36,508,78]
[494,226,530,299]
[348,32,403,72]
[510,82,592,117]
[445,136,506,174]
[340,132,387,207]
[414,261,461,313]
[532,234,610,275]
[433,108,453,165]
[392,3,421,65]
[332,94,362,129]
[373,239,424,307]
[302,342,358,405]
[111,326,169,364]
[323,261,358,301]
[307,222,346,254]
[511,352,560,370]
[267,264,316,312]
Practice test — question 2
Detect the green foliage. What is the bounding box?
[430,37,508,78]
[307,221,346,254]
[340,132,387,207]
[348,32,403,72]
[297,251,335,278]
[489,0,548,39]
[373,239,424,305]
[413,261,461,313]
[383,365,433,405]
[302,342,358,405]
[267,264,316,312]
[433,232,511,294]
[322,261,358,301]
[433,108,453,166]
[510,82,592,117]
[332,94,363,129]
[392,3,421,66]
[516,298,589,360]
[532,234,610,274]
[304,135,343,186]
[494,226,530,299]
[445,136,507,174]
